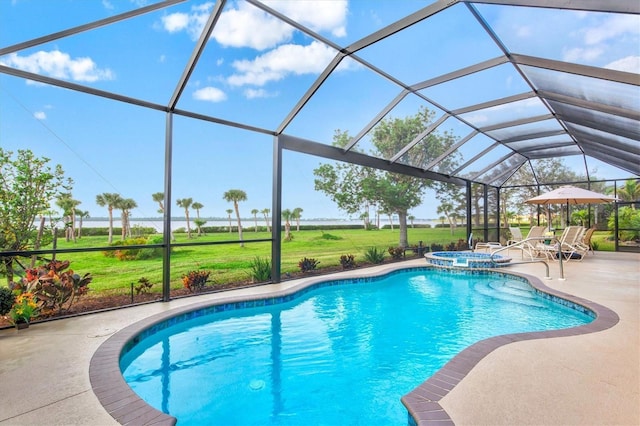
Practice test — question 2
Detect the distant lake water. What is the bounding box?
[79,218,440,231]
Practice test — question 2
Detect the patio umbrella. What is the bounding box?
[525,185,617,226]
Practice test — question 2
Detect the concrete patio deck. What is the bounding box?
[0,251,638,425]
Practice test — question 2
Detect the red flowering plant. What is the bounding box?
[11,260,92,314]
[182,270,210,293]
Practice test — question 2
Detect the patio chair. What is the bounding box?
[537,226,585,261]
[506,226,548,260]
[573,227,596,260]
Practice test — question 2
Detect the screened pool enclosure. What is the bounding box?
[1,0,638,302]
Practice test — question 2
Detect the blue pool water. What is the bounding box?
[120,269,592,425]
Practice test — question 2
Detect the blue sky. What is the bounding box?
[1,1,638,221]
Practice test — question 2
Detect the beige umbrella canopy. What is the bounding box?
[525,185,617,227]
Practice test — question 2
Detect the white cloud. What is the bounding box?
[213,2,292,50]
[33,111,46,120]
[102,0,114,10]
[161,12,190,33]
[193,86,227,102]
[1,50,114,82]
[160,1,347,49]
[244,88,275,99]
[263,0,348,38]
[583,15,640,45]
[227,41,337,87]
[563,46,604,63]
[605,55,640,73]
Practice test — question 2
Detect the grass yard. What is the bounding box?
[2,226,614,296]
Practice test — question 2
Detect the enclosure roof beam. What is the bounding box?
[424,130,479,171]
[0,0,187,56]
[279,134,466,185]
[478,114,554,132]
[449,142,501,176]
[451,91,536,115]
[466,0,640,14]
[390,113,450,163]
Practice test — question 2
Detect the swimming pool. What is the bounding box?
[118,268,593,425]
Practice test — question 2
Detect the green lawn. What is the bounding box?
[2,226,614,296]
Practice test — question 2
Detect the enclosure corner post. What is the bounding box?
[162,112,173,302]
[271,135,283,283]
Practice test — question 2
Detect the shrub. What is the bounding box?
[10,260,92,313]
[320,232,342,240]
[298,257,320,272]
[446,242,456,251]
[591,240,600,251]
[135,277,154,294]
[455,239,468,251]
[430,243,444,252]
[249,257,271,282]
[109,237,163,261]
[364,247,385,264]
[388,246,404,260]
[182,270,211,293]
[0,287,16,316]
[339,254,356,269]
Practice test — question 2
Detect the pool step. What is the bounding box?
[474,280,544,307]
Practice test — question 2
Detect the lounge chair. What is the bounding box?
[505,226,547,260]
[570,227,596,260]
[537,226,585,261]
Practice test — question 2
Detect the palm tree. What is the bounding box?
[176,198,193,238]
[223,189,247,246]
[226,209,233,233]
[75,209,89,238]
[251,208,259,232]
[56,193,80,243]
[192,202,204,235]
[152,192,175,241]
[117,198,137,240]
[152,192,165,214]
[96,193,122,244]
[408,214,415,228]
[261,208,271,232]
[618,179,640,207]
[282,208,293,241]
[292,207,303,232]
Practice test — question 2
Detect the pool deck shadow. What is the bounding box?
[0,251,638,425]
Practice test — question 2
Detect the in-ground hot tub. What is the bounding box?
[425,251,512,269]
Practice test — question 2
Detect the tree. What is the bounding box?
[504,159,583,226]
[282,208,293,241]
[261,208,271,232]
[314,108,459,247]
[75,209,89,238]
[117,198,137,240]
[152,192,175,241]
[176,198,193,239]
[292,207,303,232]
[408,215,415,228]
[434,182,465,234]
[0,149,71,284]
[192,201,204,236]
[617,179,640,206]
[225,209,233,233]
[223,190,247,246]
[251,209,259,232]
[56,193,80,243]
[96,193,123,244]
